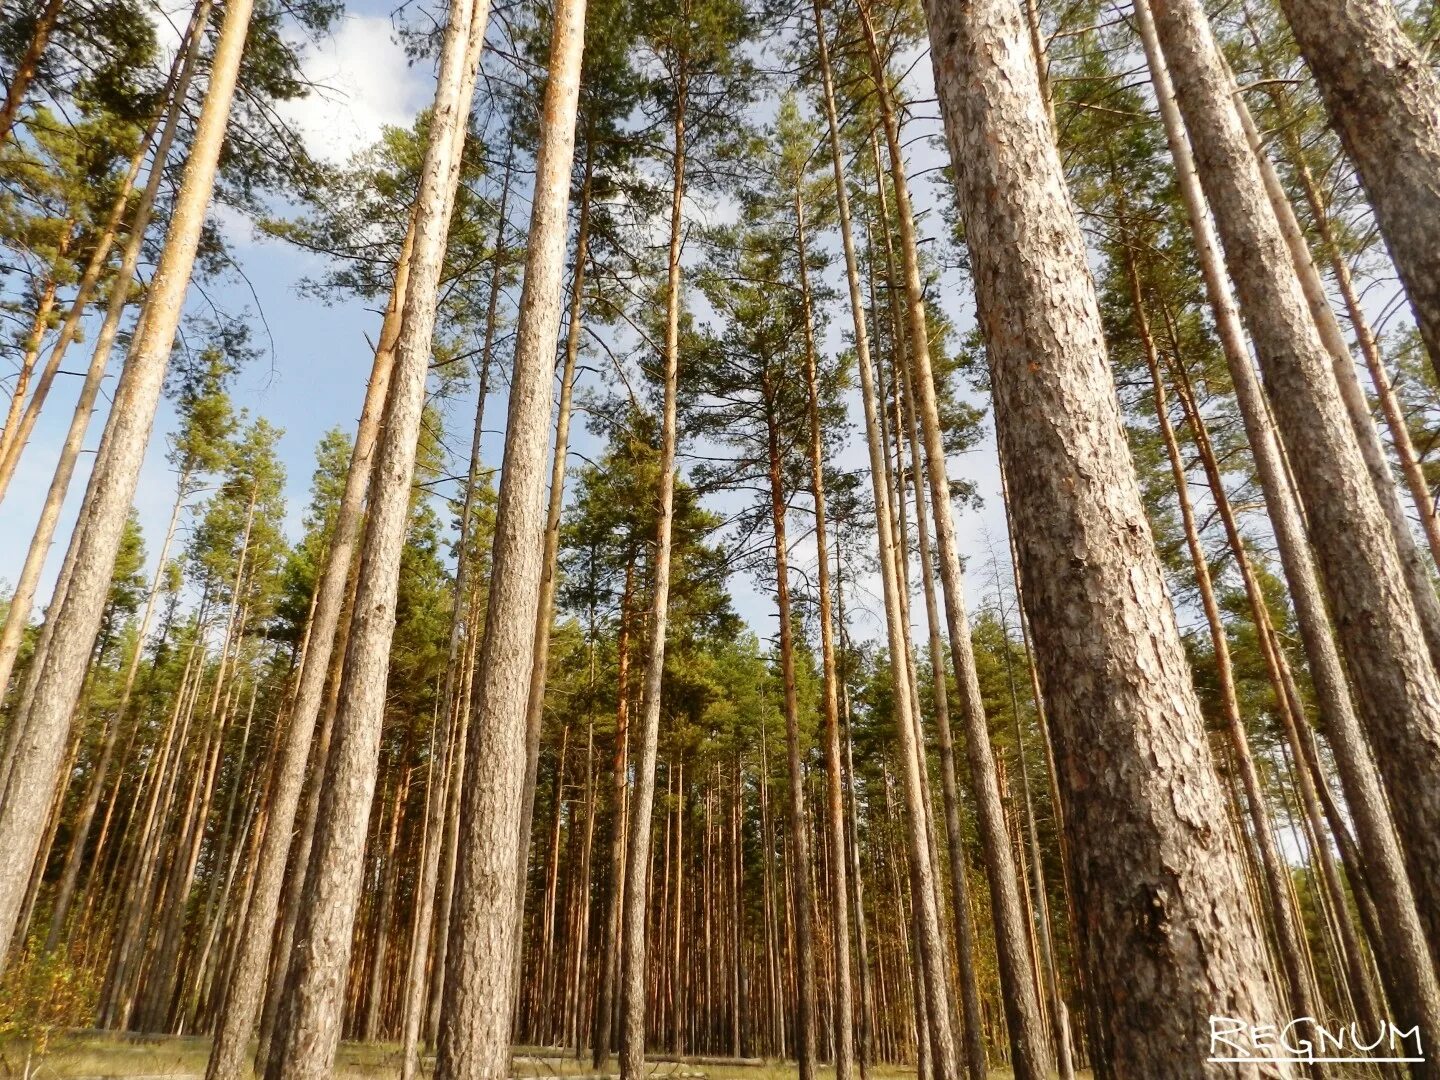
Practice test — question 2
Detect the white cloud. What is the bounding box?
[280,14,433,164]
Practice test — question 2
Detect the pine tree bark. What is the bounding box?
[205,211,424,1080]
[1126,243,1322,1030]
[262,0,490,1069]
[397,151,510,1080]
[431,0,585,1071]
[1131,0,1440,1039]
[1270,0,1440,374]
[923,0,1290,1070]
[513,140,594,994]
[0,0,254,974]
[1147,0,1440,959]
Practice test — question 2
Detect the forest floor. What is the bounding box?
[0,1035,969,1079]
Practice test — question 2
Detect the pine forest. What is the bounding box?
[0,0,1438,1073]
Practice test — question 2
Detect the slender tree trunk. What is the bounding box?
[593,558,634,1067]
[0,0,205,502]
[617,60,687,1080]
[858,8,1044,1074]
[0,0,208,705]
[761,375,819,1080]
[794,187,855,1080]
[924,0,1289,1070]
[44,459,192,950]
[0,0,63,143]
[513,138,594,994]
[263,0,491,1069]
[432,0,585,1072]
[1148,0,1440,959]
[1131,0,1440,1042]
[0,0,254,974]
[810,6,954,1077]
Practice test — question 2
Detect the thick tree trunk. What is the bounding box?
[1131,0,1440,1042]
[0,0,254,974]
[205,211,421,1080]
[1148,0,1440,960]
[617,67,686,1080]
[263,0,490,1070]
[923,0,1289,1071]
[431,0,585,1072]
[1271,0,1440,374]
[397,152,510,1080]
[810,6,954,1077]
[1127,244,1322,1030]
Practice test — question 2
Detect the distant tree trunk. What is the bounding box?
[617,59,687,1080]
[262,0,490,1070]
[431,0,585,1073]
[0,0,254,975]
[923,0,1289,1071]
[1148,0,1440,959]
[811,5,953,1075]
[1270,0,1440,374]
[760,369,819,1080]
[0,0,64,143]
[593,557,634,1067]
[1131,0,1440,1040]
[794,185,855,1080]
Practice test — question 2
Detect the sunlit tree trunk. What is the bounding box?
[1131,0,1440,1037]
[262,0,491,1069]
[0,0,255,974]
[432,0,585,1072]
[1271,0,1440,374]
[617,53,687,1080]
[924,0,1289,1070]
[1148,0,1440,960]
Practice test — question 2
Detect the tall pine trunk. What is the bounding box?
[1272,0,1440,374]
[924,0,1288,1069]
[617,60,687,1080]
[432,0,586,1070]
[1148,0,1440,959]
[1131,0,1440,1040]
[263,0,490,1069]
[0,0,254,973]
